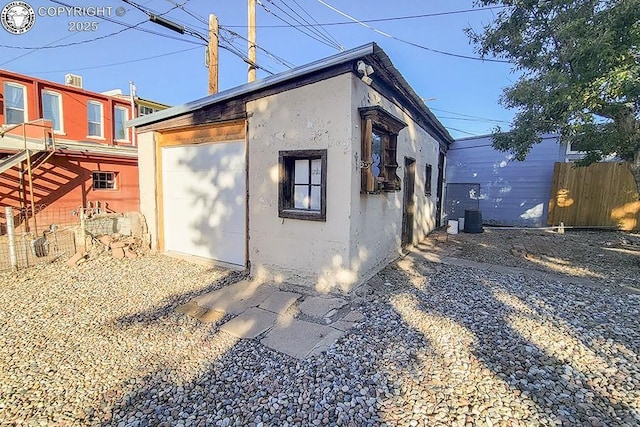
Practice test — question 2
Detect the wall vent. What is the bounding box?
[65,73,83,88]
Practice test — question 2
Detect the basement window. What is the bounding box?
[359,106,407,193]
[92,171,117,190]
[279,150,327,221]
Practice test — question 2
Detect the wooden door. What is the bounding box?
[402,157,416,245]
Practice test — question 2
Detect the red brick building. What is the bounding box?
[0,69,157,232]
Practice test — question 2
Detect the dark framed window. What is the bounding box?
[359,106,407,193]
[92,171,117,190]
[279,149,327,221]
[139,105,155,116]
[425,164,433,196]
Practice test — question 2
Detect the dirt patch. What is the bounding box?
[418,228,640,289]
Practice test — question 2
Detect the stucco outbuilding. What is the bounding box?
[130,43,452,293]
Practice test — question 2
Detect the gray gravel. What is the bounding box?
[0,252,639,426]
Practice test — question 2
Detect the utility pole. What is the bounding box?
[248,0,257,82]
[208,14,219,95]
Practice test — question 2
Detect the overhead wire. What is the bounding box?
[257,0,342,51]
[275,0,343,50]
[219,27,295,69]
[224,6,506,28]
[124,0,277,75]
[216,32,277,75]
[159,0,297,71]
[287,0,342,47]
[437,115,511,124]
[164,0,208,26]
[24,46,202,74]
[153,0,288,74]
[429,107,511,124]
[445,126,480,136]
[315,0,510,63]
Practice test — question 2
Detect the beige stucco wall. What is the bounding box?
[136,72,441,293]
[247,73,440,293]
[347,75,440,282]
[247,74,355,293]
[136,131,159,250]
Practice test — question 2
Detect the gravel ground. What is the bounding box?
[0,247,639,426]
[419,228,640,289]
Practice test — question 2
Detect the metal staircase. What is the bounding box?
[0,150,34,174]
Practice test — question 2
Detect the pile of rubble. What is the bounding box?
[67,234,150,267]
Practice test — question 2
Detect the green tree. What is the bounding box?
[467,0,640,195]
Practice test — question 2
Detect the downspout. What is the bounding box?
[129,81,137,147]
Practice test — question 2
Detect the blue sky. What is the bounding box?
[1,0,518,139]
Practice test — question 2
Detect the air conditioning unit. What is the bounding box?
[65,73,83,88]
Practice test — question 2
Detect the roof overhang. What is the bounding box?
[127,42,453,145]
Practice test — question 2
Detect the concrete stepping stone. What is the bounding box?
[219,307,278,339]
[258,291,301,315]
[325,310,364,331]
[261,318,345,359]
[329,320,354,331]
[298,296,348,319]
[175,302,225,323]
[342,311,364,322]
[196,309,225,323]
[175,302,208,318]
[195,280,278,315]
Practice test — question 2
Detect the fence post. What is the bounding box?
[80,210,87,253]
[5,207,18,271]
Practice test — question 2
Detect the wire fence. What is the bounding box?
[0,203,148,272]
[0,205,83,272]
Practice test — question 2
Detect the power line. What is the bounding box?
[49,0,207,45]
[315,0,510,63]
[430,107,511,124]
[219,27,295,69]
[445,126,479,136]
[224,6,505,28]
[0,32,79,66]
[0,21,154,50]
[158,0,296,71]
[119,0,276,75]
[276,0,343,50]
[438,115,510,124]
[164,0,208,25]
[257,0,342,51]
[217,33,277,75]
[24,46,202,74]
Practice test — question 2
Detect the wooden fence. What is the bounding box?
[548,162,640,231]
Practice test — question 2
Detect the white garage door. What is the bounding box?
[161,140,246,266]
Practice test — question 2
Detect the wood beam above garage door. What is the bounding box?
[157,120,246,146]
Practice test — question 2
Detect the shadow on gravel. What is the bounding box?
[96,254,639,426]
[417,229,640,289]
[112,269,247,328]
[383,255,639,425]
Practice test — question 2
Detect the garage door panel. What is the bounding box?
[161,140,246,266]
[163,142,245,171]
[162,170,244,205]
